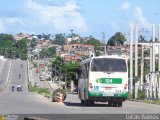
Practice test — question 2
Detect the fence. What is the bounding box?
[144,72,160,99]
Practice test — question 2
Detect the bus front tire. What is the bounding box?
[108,101,112,106]
[90,101,94,105]
[84,100,94,106]
[84,100,89,106]
[81,100,84,104]
[117,101,122,107]
[108,101,122,107]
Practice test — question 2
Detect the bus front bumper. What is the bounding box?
[88,91,128,102]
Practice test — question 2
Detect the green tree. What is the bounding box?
[51,56,80,85]
[30,38,37,48]
[54,34,66,46]
[16,39,28,50]
[39,47,56,58]
[64,61,79,85]
[69,40,80,44]
[0,39,14,58]
[0,33,14,42]
[107,32,126,46]
[84,37,104,56]
[42,33,51,40]
[0,33,14,58]
[37,34,42,39]
[39,48,49,58]
[15,39,29,60]
[48,47,56,56]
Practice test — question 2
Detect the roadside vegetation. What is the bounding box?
[0,33,36,60]
[28,82,51,98]
[127,90,145,100]
[127,90,160,105]
[144,100,160,105]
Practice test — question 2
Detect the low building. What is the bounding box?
[13,33,32,41]
[63,43,94,56]
[63,55,79,62]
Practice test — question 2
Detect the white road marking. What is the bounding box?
[6,60,12,85]
[0,60,4,73]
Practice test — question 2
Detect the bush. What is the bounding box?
[127,92,133,100]
[138,90,145,100]
[32,62,38,68]
[28,82,50,96]
[38,88,50,95]
[144,100,160,105]
[127,90,145,100]
[28,82,39,92]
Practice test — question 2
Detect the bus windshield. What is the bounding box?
[91,58,127,72]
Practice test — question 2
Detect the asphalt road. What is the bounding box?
[0,59,11,87]
[64,93,160,114]
[0,59,160,120]
[0,59,72,114]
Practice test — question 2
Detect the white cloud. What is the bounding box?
[134,7,152,29]
[0,0,88,34]
[0,19,6,33]
[0,17,24,33]
[119,1,152,32]
[23,0,88,33]
[120,1,131,12]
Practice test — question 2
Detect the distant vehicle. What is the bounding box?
[17,86,22,92]
[19,74,21,78]
[12,85,15,92]
[39,75,46,81]
[17,84,22,92]
[77,55,128,107]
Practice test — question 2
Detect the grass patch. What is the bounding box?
[127,92,133,100]
[28,82,37,92]
[127,90,145,100]
[38,88,50,95]
[126,89,160,105]
[137,90,145,100]
[32,61,38,68]
[65,88,71,93]
[28,82,51,97]
[144,100,160,105]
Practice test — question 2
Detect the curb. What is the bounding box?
[127,99,144,102]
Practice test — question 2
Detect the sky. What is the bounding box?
[0,0,160,42]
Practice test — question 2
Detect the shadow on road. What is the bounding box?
[63,101,115,107]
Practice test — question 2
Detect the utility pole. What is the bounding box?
[102,32,106,55]
[36,51,39,81]
[140,28,144,90]
[152,24,155,73]
[135,24,138,99]
[158,24,160,98]
[148,26,153,98]
[152,24,156,98]
[149,24,156,98]
[130,24,133,95]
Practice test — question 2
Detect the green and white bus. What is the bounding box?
[77,55,128,107]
